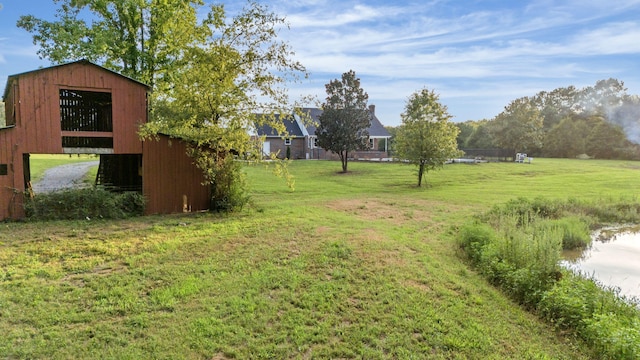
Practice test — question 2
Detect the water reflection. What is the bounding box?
[562,225,640,300]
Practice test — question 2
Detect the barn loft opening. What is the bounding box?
[60,89,114,153]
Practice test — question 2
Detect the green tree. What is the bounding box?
[316,70,370,173]
[579,78,627,115]
[455,121,476,148]
[586,119,629,159]
[487,79,637,159]
[20,0,306,210]
[543,116,592,158]
[17,0,209,90]
[465,120,496,149]
[384,125,397,155]
[394,88,461,187]
[490,97,544,157]
[532,86,580,130]
[544,114,632,160]
[141,2,305,209]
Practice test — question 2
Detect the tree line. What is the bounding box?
[455,79,640,160]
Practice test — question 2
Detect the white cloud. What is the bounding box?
[284,3,408,28]
[569,22,640,55]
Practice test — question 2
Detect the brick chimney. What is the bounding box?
[369,104,375,115]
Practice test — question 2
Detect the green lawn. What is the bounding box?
[28,154,99,183]
[2,158,639,359]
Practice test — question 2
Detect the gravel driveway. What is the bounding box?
[32,161,100,193]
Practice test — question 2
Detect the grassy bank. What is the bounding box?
[458,197,640,359]
[1,158,639,358]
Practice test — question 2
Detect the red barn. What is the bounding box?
[0,60,210,220]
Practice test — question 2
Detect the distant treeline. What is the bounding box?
[455,79,640,160]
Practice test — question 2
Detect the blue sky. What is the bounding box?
[1,0,640,126]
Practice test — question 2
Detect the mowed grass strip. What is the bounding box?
[2,158,639,358]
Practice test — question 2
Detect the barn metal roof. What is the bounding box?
[3,59,150,100]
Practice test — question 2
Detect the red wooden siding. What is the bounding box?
[142,135,210,215]
[1,60,211,220]
[1,78,25,219]
[2,62,146,154]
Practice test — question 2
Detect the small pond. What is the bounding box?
[562,225,640,300]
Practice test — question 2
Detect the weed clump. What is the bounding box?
[539,216,592,250]
[24,188,145,220]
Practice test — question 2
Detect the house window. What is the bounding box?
[0,164,7,176]
[284,138,291,146]
[309,137,318,149]
[369,138,374,149]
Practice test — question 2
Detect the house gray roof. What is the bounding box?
[254,114,304,137]
[301,106,391,137]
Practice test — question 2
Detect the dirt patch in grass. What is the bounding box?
[324,199,433,224]
[404,278,433,292]
[60,262,128,288]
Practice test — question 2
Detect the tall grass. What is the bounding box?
[459,197,640,359]
[460,214,563,308]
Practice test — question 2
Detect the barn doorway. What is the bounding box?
[23,153,141,194]
[95,154,142,192]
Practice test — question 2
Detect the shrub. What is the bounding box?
[491,215,562,273]
[210,157,250,212]
[538,274,604,330]
[24,188,145,220]
[114,191,146,216]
